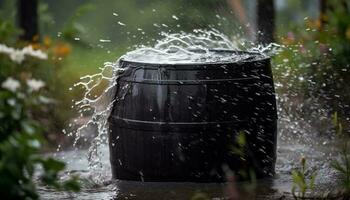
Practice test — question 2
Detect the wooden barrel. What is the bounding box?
[108,50,277,182]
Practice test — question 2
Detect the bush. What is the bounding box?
[0,33,79,199]
[274,1,350,131]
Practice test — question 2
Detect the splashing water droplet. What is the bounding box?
[99,39,111,43]
[70,29,283,183]
[117,21,126,26]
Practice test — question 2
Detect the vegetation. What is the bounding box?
[289,113,350,199]
[0,0,349,199]
[331,113,350,198]
[191,191,211,200]
[230,130,257,184]
[331,142,350,198]
[291,157,317,199]
[0,20,80,200]
[274,1,350,130]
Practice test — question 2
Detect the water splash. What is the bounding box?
[123,29,282,64]
[71,61,118,182]
[69,29,284,183]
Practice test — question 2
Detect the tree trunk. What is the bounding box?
[17,0,39,41]
[319,0,328,30]
[256,0,275,44]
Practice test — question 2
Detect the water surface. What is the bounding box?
[39,120,341,199]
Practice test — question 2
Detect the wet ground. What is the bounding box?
[38,118,343,200]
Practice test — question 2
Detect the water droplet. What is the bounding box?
[117,21,126,26]
[99,39,111,43]
[220,97,227,103]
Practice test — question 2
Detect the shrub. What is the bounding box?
[0,42,79,199]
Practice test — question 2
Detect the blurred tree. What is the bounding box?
[319,0,349,30]
[17,0,38,40]
[275,0,350,131]
[319,0,327,30]
[314,0,350,121]
[257,0,275,44]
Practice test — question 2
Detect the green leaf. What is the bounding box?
[310,172,317,190]
[338,123,343,135]
[62,176,81,192]
[291,170,305,187]
[331,160,346,174]
[41,158,66,172]
[332,112,338,127]
[237,131,246,147]
[191,190,210,200]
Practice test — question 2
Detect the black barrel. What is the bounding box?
[108,50,277,182]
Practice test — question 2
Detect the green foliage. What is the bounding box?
[275,1,350,122]
[42,0,242,49]
[0,19,80,199]
[332,112,343,136]
[62,3,96,44]
[331,113,350,196]
[291,157,317,199]
[230,131,256,190]
[191,190,210,200]
[0,19,20,43]
[231,130,246,158]
[38,1,55,34]
[331,142,350,195]
[0,81,80,199]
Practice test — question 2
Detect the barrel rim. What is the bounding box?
[119,49,270,67]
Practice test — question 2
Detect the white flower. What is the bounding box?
[0,44,13,54]
[22,46,48,60]
[9,51,25,64]
[1,77,20,92]
[0,44,47,64]
[7,98,16,106]
[26,79,45,91]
